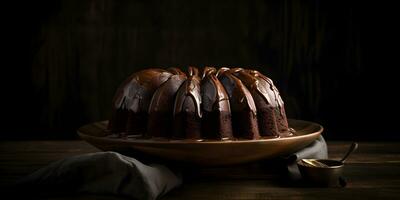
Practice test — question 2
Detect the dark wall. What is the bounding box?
[2,0,399,140]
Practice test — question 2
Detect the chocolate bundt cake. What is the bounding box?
[108,67,292,140]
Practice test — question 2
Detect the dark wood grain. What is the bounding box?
[5,0,398,141]
[0,141,399,199]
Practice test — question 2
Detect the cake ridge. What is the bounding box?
[108,67,290,139]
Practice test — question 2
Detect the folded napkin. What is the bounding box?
[285,135,328,180]
[17,152,182,200]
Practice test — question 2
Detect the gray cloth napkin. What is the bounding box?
[17,152,182,200]
[286,135,328,180]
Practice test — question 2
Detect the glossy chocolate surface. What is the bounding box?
[147,74,187,137]
[108,69,172,133]
[108,67,291,139]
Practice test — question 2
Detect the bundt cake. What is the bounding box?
[108,67,292,140]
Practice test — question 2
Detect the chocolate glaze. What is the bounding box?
[108,69,172,134]
[218,71,257,115]
[173,69,202,139]
[216,67,230,77]
[188,66,199,77]
[147,74,187,138]
[218,70,260,139]
[232,70,278,136]
[201,73,230,112]
[245,69,291,136]
[201,66,217,79]
[108,67,291,140]
[201,71,233,140]
[174,76,202,118]
[245,70,284,113]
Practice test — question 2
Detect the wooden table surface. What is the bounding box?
[1,140,399,199]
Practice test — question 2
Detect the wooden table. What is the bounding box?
[1,140,399,199]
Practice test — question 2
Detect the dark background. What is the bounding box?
[1,0,399,140]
